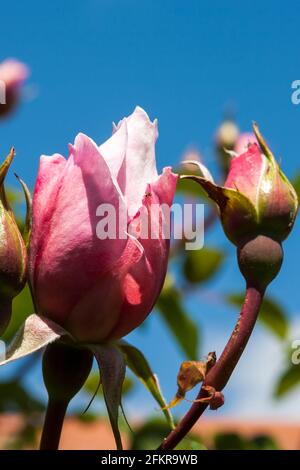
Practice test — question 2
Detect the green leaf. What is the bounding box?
[183,247,225,284]
[117,340,174,430]
[14,174,32,245]
[274,364,300,398]
[181,175,259,246]
[90,344,126,450]
[176,175,210,201]
[2,284,34,342]
[227,293,289,340]
[157,282,199,359]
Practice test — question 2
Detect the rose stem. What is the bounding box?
[40,399,68,450]
[158,283,264,450]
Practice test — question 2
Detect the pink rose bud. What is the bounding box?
[184,123,298,246]
[224,124,298,244]
[0,150,27,335]
[182,124,298,289]
[29,107,178,343]
[0,59,29,118]
[234,132,257,155]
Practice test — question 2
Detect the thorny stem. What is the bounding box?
[158,284,264,450]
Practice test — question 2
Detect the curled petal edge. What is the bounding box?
[181,160,215,183]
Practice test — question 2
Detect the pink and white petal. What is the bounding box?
[124,106,159,216]
[108,240,167,340]
[29,153,67,285]
[150,167,178,207]
[109,177,173,340]
[99,118,128,194]
[234,132,258,155]
[34,133,127,325]
[69,232,146,342]
[224,143,267,208]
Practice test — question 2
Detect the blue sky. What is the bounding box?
[1,0,300,423]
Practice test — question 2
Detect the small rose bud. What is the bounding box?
[0,150,27,335]
[0,59,29,119]
[183,123,298,247]
[224,123,298,243]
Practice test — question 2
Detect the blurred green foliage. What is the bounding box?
[129,418,206,450]
[157,279,199,359]
[274,363,300,398]
[213,432,278,450]
[183,246,225,284]
[227,294,289,341]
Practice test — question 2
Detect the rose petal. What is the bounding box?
[109,169,178,340]
[29,153,67,286]
[224,143,267,208]
[99,118,128,194]
[32,134,127,325]
[123,106,158,216]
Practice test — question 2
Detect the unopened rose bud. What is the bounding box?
[0,59,29,119]
[184,123,298,247]
[224,123,298,243]
[182,123,298,289]
[0,150,27,334]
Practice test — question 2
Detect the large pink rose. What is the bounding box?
[29,107,178,343]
